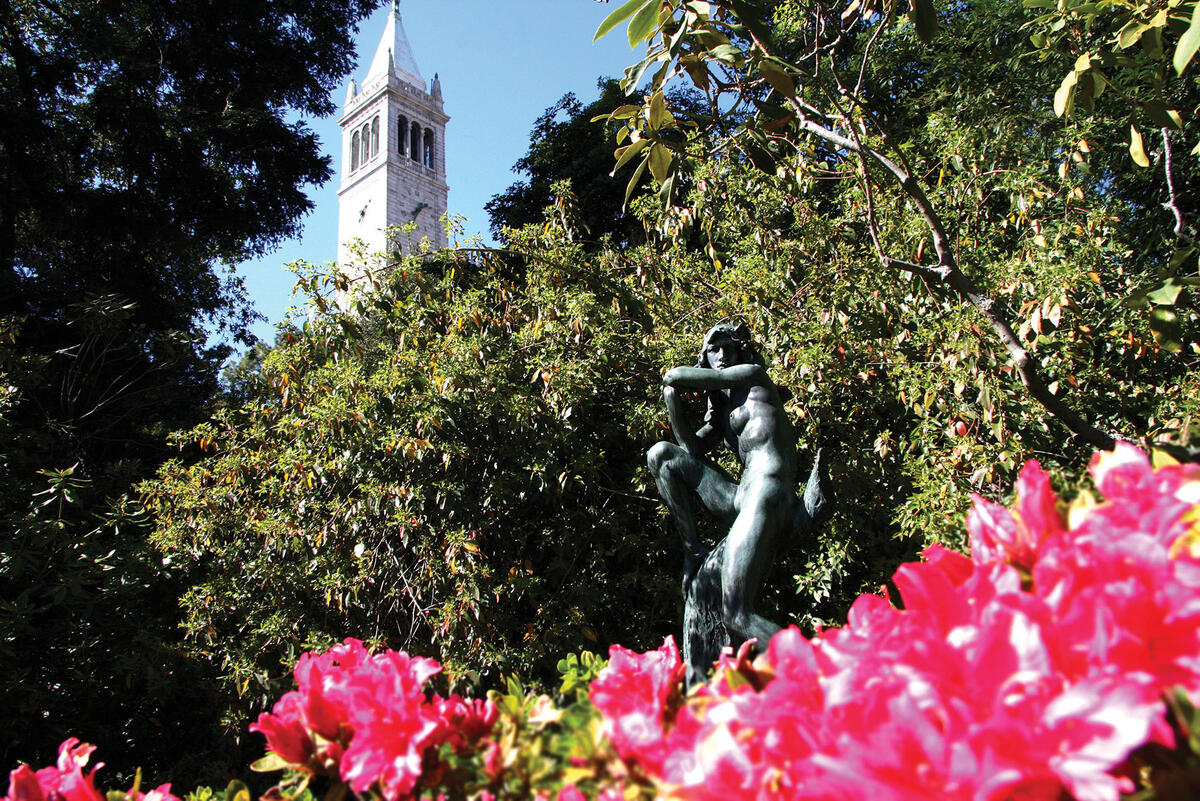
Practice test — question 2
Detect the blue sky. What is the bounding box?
[233,1,638,345]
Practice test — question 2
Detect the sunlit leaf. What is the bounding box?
[594,0,650,42]
[647,142,671,183]
[1129,124,1150,167]
[760,58,795,97]
[627,0,662,47]
[1175,0,1200,74]
[611,138,649,175]
[1053,70,1078,117]
[1149,306,1184,352]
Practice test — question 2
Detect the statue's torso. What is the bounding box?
[720,383,797,481]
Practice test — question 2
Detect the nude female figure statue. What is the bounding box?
[647,324,825,683]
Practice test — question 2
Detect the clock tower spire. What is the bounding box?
[337,4,449,268]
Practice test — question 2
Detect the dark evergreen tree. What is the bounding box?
[486,78,652,246]
[0,0,377,784]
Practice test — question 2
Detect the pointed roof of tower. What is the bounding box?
[364,0,424,90]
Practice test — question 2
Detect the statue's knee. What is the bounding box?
[647,440,675,472]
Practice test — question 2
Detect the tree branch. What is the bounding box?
[782,96,1122,452]
[1161,127,1194,244]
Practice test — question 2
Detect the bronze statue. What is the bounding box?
[647,323,826,685]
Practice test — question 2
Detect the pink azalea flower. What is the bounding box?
[968,460,1064,570]
[556,786,586,801]
[130,784,181,801]
[5,740,104,801]
[249,693,315,766]
[590,446,1200,801]
[589,637,686,773]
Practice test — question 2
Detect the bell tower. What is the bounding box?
[337,1,449,266]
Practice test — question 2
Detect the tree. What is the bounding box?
[595,0,1198,456]
[142,243,682,738]
[0,0,377,783]
[486,78,665,246]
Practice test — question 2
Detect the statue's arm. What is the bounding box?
[663,385,718,457]
[664,364,767,390]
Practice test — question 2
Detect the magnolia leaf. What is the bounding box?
[1175,0,1200,74]
[1142,24,1164,59]
[1117,19,1148,49]
[708,43,743,63]
[623,155,650,208]
[1169,246,1198,270]
[1054,70,1078,117]
[648,91,667,129]
[727,0,774,45]
[622,53,657,92]
[1129,124,1151,167]
[1146,278,1186,306]
[595,0,650,42]
[627,0,661,47]
[1075,71,1096,114]
[611,138,649,175]
[1149,306,1184,352]
[744,140,775,173]
[760,59,795,97]
[657,168,678,202]
[647,142,671,183]
[908,0,939,43]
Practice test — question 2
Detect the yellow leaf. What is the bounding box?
[1129,124,1150,167]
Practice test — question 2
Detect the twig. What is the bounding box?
[1161,127,1194,244]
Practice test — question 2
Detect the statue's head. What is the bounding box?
[696,323,763,369]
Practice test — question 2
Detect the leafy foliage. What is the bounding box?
[0,0,377,784]
[595,0,1200,456]
[142,240,684,731]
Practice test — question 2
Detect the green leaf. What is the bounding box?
[622,53,658,92]
[648,91,667,129]
[1053,70,1078,117]
[1129,124,1150,167]
[1149,306,1184,352]
[251,753,291,773]
[708,43,743,63]
[623,153,650,208]
[744,140,776,173]
[1174,0,1200,74]
[611,138,649,175]
[595,0,651,42]
[727,0,774,46]
[1117,19,1148,49]
[657,168,678,202]
[1144,98,1181,129]
[628,1,662,47]
[760,59,795,98]
[647,142,671,183]
[1147,278,1187,305]
[908,0,939,43]
[1169,246,1198,270]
